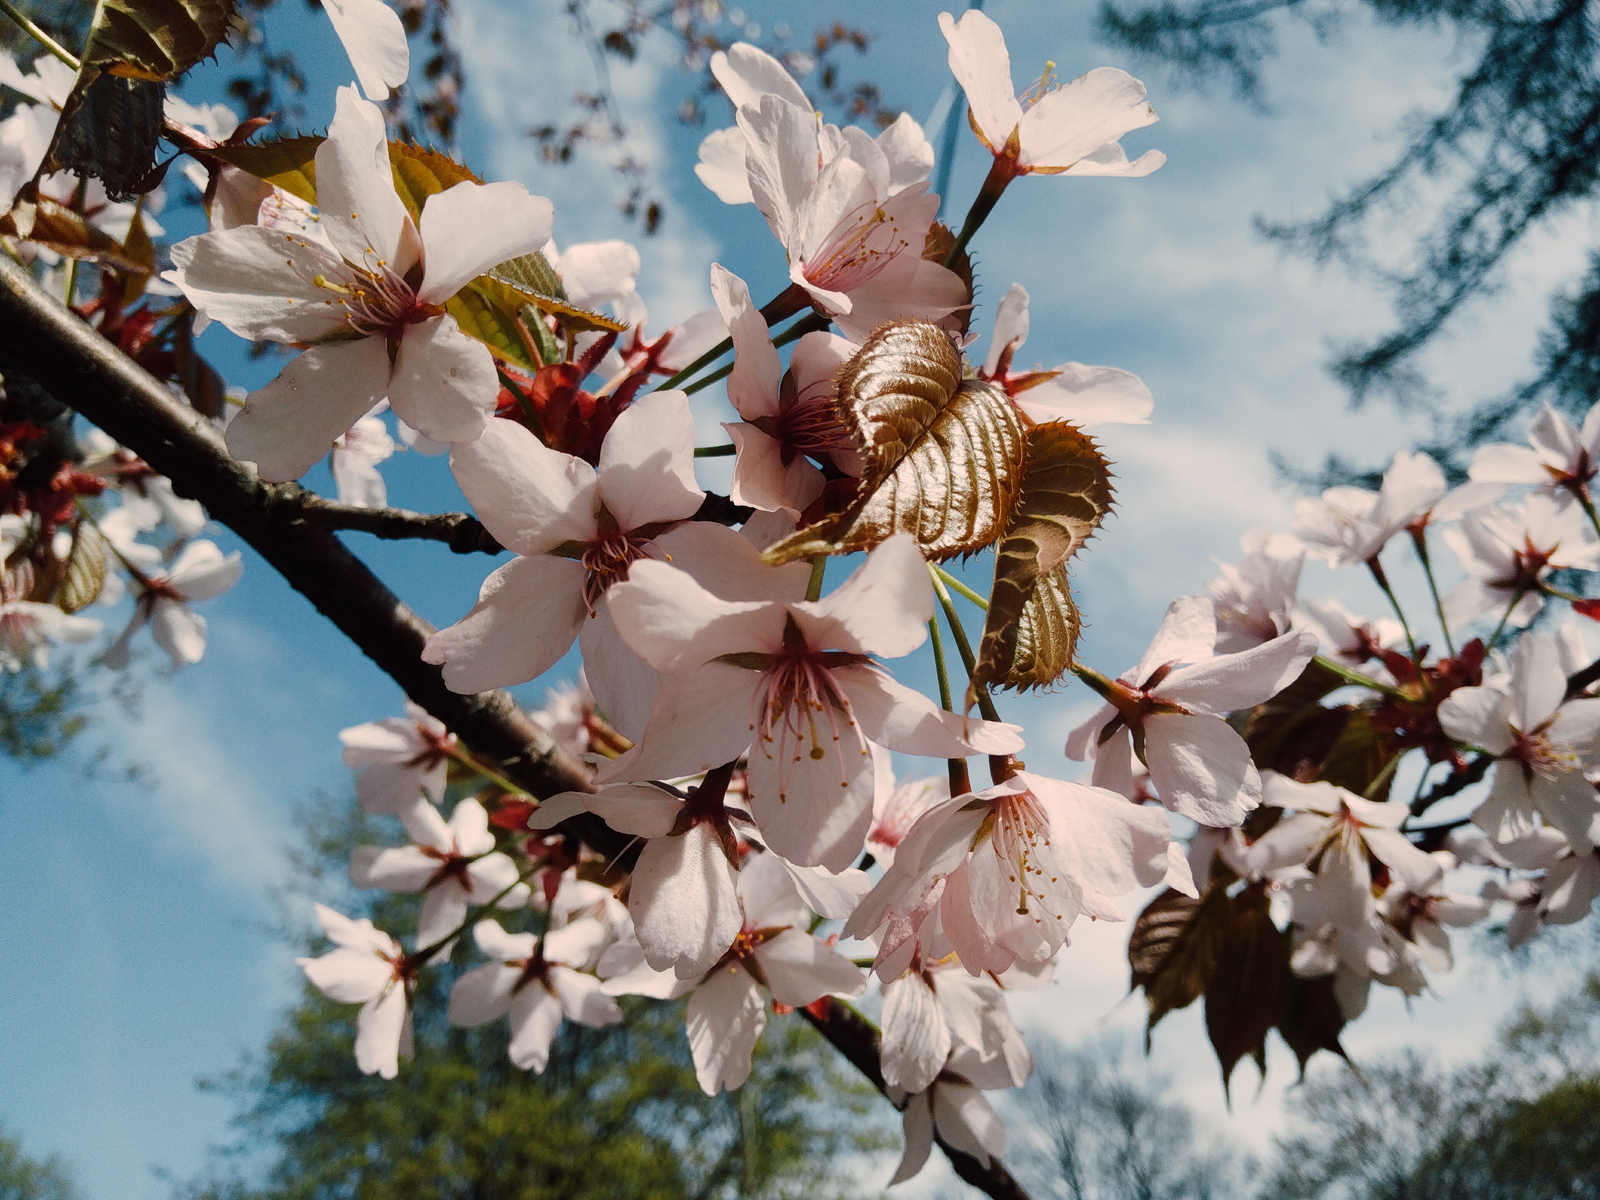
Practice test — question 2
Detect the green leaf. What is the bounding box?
[386,141,482,219]
[57,523,108,614]
[973,422,1112,691]
[763,321,1026,565]
[487,254,627,334]
[1204,884,1289,1094]
[204,135,322,204]
[445,281,539,372]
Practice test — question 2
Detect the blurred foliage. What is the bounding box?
[175,799,893,1200]
[0,1124,80,1200]
[0,662,86,763]
[1098,0,1600,478]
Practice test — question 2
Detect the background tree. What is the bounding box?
[1097,0,1600,477]
[0,1126,80,1200]
[174,800,892,1200]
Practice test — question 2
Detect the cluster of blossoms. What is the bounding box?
[15,0,1600,1185]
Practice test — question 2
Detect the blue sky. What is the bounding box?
[1,0,1594,1194]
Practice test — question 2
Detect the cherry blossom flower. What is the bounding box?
[1378,883,1490,972]
[711,264,858,517]
[339,702,455,815]
[938,10,1164,178]
[321,0,410,102]
[1441,494,1600,629]
[1470,401,1600,508]
[297,904,414,1079]
[0,600,100,672]
[531,778,745,979]
[605,849,865,1094]
[694,43,933,208]
[1065,596,1318,825]
[1280,874,1419,1019]
[423,391,808,740]
[891,1043,1012,1185]
[330,408,395,508]
[879,945,1030,1095]
[977,283,1154,427]
[349,798,529,954]
[80,430,208,537]
[735,94,967,340]
[1292,451,1448,568]
[105,539,243,669]
[1205,528,1303,653]
[598,535,1024,871]
[447,917,621,1071]
[1294,596,1404,668]
[545,238,641,314]
[848,771,1193,977]
[171,87,554,482]
[867,770,949,870]
[1438,632,1600,851]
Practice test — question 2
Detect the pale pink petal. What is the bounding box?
[473,918,537,962]
[593,664,758,787]
[753,928,865,1006]
[827,253,969,345]
[738,94,819,244]
[876,112,935,193]
[506,985,564,1071]
[934,1080,1005,1162]
[416,886,469,952]
[711,264,781,420]
[349,844,437,891]
[1131,594,1217,682]
[1436,685,1516,755]
[984,282,1030,374]
[1510,632,1566,731]
[446,796,495,856]
[725,422,817,516]
[314,86,417,276]
[1015,363,1153,427]
[1154,629,1318,713]
[596,389,703,529]
[422,554,587,693]
[226,338,389,482]
[1059,142,1165,177]
[354,984,409,1078]
[464,852,523,903]
[416,181,554,305]
[312,902,398,953]
[604,559,786,674]
[655,521,811,602]
[777,859,872,919]
[796,534,932,658]
[687,963,768,1095]
[169,226,346,343]
[1018,68,1158,171]
[736,850,807,928]
[356,763,428,814]
[542,918,609,969]
[1143,713,1260,825]
[880,971,950,1094]
[166,540,243,600]
[1064,702,1117,762]
[447,960,519,1026]
[577,601,659,742]
[745,710,875,871]
[695,126,753,204]
[1364,827,1444,893]
[710,43,811,112]
[569,784,683,838]
[938,10,1022,151]
[550,966,624,1027]
[298,946,392,1003]
[890,1092,935,1185]
[323,0,409,101]
[629,826,743,978]
[149,598,207,667]
[449,417,598,556]
[553,240,641,309]
[388,315,495,445]
[841,667,1025,758]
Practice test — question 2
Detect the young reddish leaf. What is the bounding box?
[763,321,1026,564]
[0,198,152,274]
[1574,598,1600,622]
[973,421,1112,692]
[1204,884,1289,1095]
[1276,973,1351,1078]
[1129,879,1233,1043]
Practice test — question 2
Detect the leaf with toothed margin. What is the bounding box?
[763,321,1026,565]
[972,422,1112,692]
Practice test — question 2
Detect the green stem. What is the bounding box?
[1313,654,1405,698]
[1362,750,1403,800]
[805,555,826,602]
[1581,495,1600,544]
[928,564,1002,725]
[933,565,989,611]
[683,362,732,396]
[1410,528,1455,657]
[1069,661,1121,703]
[445,741,530,799]
[0,0,78,67]
[1485,587,1529,654]
[655,336,731,394]
[929,615,971,797]
[1367,555,1419,663]
[945,152,1019,267]
[693,444,736,458]
[406,862,539,966]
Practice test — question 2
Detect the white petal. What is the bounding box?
[938,10,1023,151]
[550,966,624,1027]
[169,226,346,343]
[417,181,554,305]
[711,43,812,112]
[592,663,758,788]
[1132,594,1217,681]
[1436,685,1516,755]
[323,0,410,100]
[507,984,564,1071]
[1015,363,1153,427]
[349,844,437,891]
[449,417,598,556]
[842,667,1025,758]
[387,315,496,446]
[596,388,704,529]
[796,534,932,658]
[315,86,417,276]
[226,338,389,482]
[695,125,753,204]
[149,598,208,667]
[630,826,743,979]
[890,1092,935,1185]
[880,972,950,1094]
[711,263,782,420]
[354,983,409,1078]
[754,928,866,1006]
[1156,629,1318,713]
[423,554,587,693]
[1143,713,1259,826]
[447,961,519,1027]
[687,963,768,1095]
[1017,67,1158,171]
[299,945,392,1003]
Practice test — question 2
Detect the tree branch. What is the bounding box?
[0,256,1028,1200]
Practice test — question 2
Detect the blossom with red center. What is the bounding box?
[1439,632,1600,851]
[340,701,457,815]
[939,9,1165,179]
[847,771,1192,977]
[0,600,101,672]
[423,391,809,740]
[169,86,555,482]
[447,917,621,1072]
[1066,595,1318,825]
[105,538,242,670]
[349,797,530,957]
[297,904,417,1079]
[598,535,1024,872]
[711,264,860,518]
[1442,493,1600,629]
[1471,401,1600,507]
